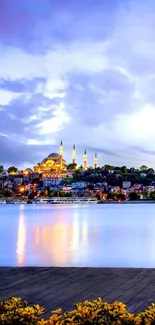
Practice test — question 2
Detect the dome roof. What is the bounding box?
[25,168,32,172]
[48,153,60,158]
[45,152,66,163]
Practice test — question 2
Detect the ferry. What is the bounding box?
[33,197,99,204]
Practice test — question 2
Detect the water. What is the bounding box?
[0,203,155,267]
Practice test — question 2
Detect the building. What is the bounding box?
[72,181,87,189]
[33,141,98,178]
[33,153,67,175]
[122,181,131,189]
[43,177,63,188]
[33,142,67,178]
[62,185,72,193]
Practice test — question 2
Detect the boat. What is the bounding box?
[32,197,99,204]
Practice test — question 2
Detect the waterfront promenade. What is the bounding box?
[1,267,155,318]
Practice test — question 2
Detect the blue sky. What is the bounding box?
[1,0,155,168]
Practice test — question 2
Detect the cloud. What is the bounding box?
[0,134,57,167]
[0,89,20,105]
[1,0,155,168]
[0,77,45,93]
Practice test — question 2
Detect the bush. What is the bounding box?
[0,297,44,325]
[1,296,155,325]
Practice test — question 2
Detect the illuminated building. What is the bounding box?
[72,145,76,164]
[84,150,87,170]
[33,142,67,178]
[33,142,98,177]
[23,168,33,175]
[94,153,98,169]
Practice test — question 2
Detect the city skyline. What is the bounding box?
[1,0,155,169]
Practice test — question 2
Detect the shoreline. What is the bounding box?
[98,200,155,204]
[0,199,155,204]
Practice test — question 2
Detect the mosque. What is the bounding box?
[33,141,98,177]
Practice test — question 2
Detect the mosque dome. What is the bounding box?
[23,168,33,175]
[48,153,60,158]
[46,152,66,163]
[33,142,68,173]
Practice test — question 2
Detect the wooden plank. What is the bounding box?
[0,268,51,291]
[27,267,102,305]
[43,269,132,314]
[0,267,50,289]
[78,268,139,304]
[126,277,155,313]
[135,291,155,313]
[102,268,153,303]
[65,269,141,308]
[1,267,155,318]
[0,268,90,301]
[116,269,155,309]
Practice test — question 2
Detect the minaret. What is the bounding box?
[94,153,98,169]
[84,150,87,170]
[59,141,63,170]
[72,145,76,164]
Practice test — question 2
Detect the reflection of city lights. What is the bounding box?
[34,221,68,265]
[71,213,80,250]
[35,226,40,247]
[81,220,88,247]
[20,204,25,210]
[16,213,27,266]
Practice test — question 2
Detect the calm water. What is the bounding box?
[0,203,155,267]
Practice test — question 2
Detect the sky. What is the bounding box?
[1,0,155,169]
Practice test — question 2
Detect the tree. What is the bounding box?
[0,165,4,174]
[139,165,148,171]
[128,192,141,201]
[120,166,128,174]
[64,177,73,184]
[107,192,115,200]
[49,190,57,197]
[128,167,136,173]
[116,193,126,201]
[143,190,150,200]
[147,168,154,175]
[8,166,18,174]
[67,163,77,170]
[150,191,155,200]
[0,189,12,198]
[28,192,35,200]
[39,190,45,197]
[88,184,94,191]
[104,165,114,171]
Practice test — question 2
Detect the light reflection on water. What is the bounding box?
[0,204,155,267]
[16,212,27,266]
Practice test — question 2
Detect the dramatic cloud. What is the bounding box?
[1,0,155,168]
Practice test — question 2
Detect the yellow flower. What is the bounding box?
[38,319,48,325]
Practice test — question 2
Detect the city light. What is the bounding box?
[19,187,25,193]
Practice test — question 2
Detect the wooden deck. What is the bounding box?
[1,267,155,318]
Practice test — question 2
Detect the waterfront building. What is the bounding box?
[43,177,63,187]
[62,185,72,193]
[72,181,87,189]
